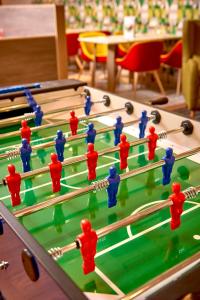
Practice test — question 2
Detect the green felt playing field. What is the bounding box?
[1,118,200,296]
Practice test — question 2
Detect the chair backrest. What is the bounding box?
[66,33,80,57]
[121,41,163,72]
[165,40,182,68]
[79,31,107,59]
[183,20,200,62]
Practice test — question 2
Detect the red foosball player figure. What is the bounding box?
[20,120,31,143]
[77,219,98,275]
[86,143,98,180]
[119,134,130,170]
[169,182,186,230]
[69,111,79,135]
[6,164,21,207]
[49,153,62,193]
[147,126,158,160]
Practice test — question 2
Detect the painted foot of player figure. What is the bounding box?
[20,120,31,143]
[69,111,79,135]
[49,153,62,193]
[55,130,66,162]
[139,110,148,139]
[162,147,175,185]
[34,105,43,127]
[106,166,121,208]
[77,219,98,275]
[170,182,185,230]
[86,123,96,144]
[119,134,130,170]
[20,138,32,172]
[6,164,21,206]
[114,116,124,146]
[147,126,158,160]
[86,143,98,180]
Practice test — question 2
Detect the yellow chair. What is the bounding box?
[114,31,131,58]
[79,32,108,85]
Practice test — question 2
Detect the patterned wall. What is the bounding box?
[34,0,200,33]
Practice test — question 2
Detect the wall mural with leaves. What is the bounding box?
[34,0,200,33]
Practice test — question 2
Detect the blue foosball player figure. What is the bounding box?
[139,110,149,139]
[106,166,121,208]
[55,130,66,162]
[0,218,3,235]
[34,105,43,127]
[20,138,32,172]
[162,147,175,185]
[24,89,37,109]
[114,116,124,146]
[84,95,92,116]
[86,123,96,144]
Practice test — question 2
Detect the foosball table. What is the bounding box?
[0,79,200,300]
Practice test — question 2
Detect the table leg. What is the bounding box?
[107,44,116,92]
[91,43,97,87]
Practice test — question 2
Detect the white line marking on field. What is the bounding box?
[126,199,200,238]
[60,183,81,190]
[95,267,125,296]
[0,149,149,201]
[126,200,163,238]
[96,203,200,259]
[102,155,119,162]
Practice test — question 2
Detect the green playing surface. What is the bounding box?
[1,117,200,296]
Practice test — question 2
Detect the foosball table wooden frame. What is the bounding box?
[0,79,200,300]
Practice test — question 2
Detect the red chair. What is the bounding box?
[160,40,182,95]
[66,33,83,72]
[116,41,165,95]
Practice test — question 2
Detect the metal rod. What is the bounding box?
[0,96,106,128]
[13,146,200,218]
[0,106,125,140]
[48,184,200,259]
[0,117,140,160]
[2,125,184,183]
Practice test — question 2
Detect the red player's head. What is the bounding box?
[149,126,155,134]
[51,153,58,164]
[88,143,94,152]
[120,134,127,143]
[21,120,27,128]
[172,182,181,194]
[81,219,92,234]
[70,111,75,117]
[8,164,16,175]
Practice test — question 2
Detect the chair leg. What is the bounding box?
[153,70,165,95]
[176,68,181,95]
[116,66,122,84]
[75,55,83,72]
[129,71,133,84]
[190,110,196,119]
[133,72,138,97]
[90,62,96,86]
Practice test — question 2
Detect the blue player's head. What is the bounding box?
[22,138,28,147]
[86,95,91,102]
[142,110,147,117]
[166,147,173,158]
[57,130,63,138]
[35,105,41,112]
[88,123,94,130]
[116,116,122,124]
[109,166,117,178]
